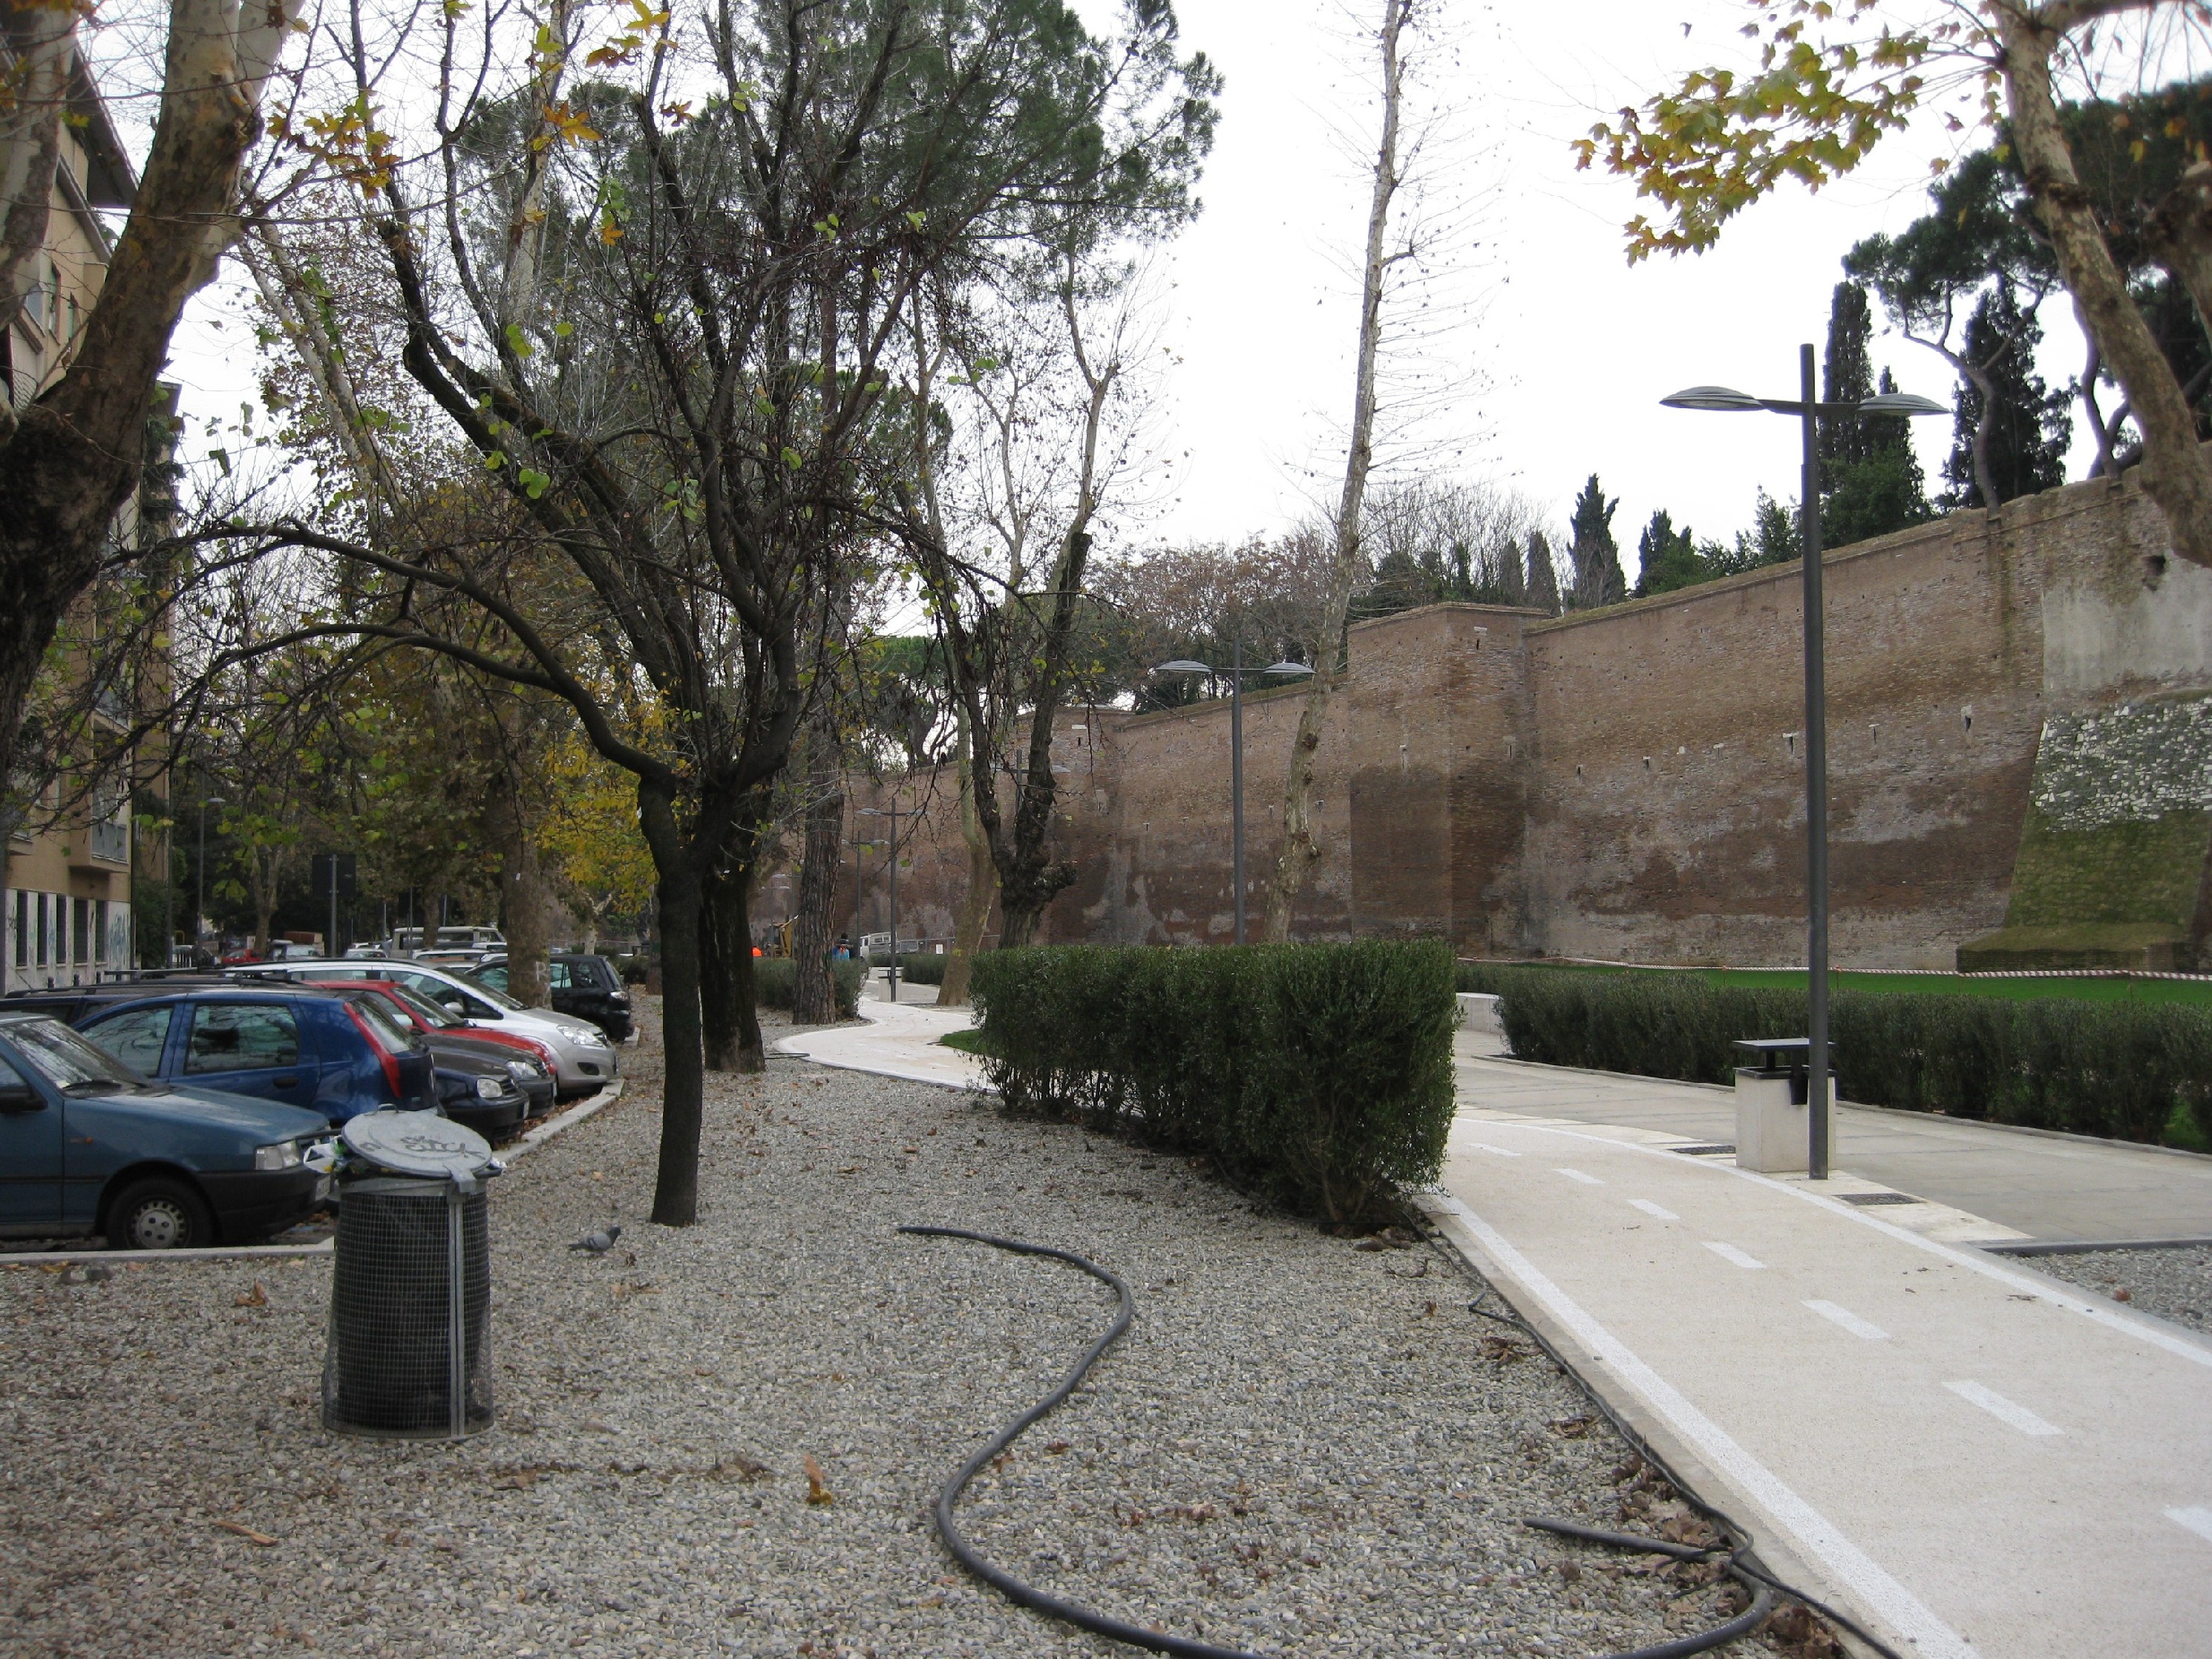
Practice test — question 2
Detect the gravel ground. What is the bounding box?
[2026,1243,2212,1334]
[1,1003,1801,1659]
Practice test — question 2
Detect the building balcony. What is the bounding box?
[69,819,129,871]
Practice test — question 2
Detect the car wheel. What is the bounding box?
[107,1178,216,1251]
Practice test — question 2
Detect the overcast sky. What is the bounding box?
[144,0,2089,583]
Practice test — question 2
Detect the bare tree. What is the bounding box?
[1263,0,1412,943]
[0,0,300,797]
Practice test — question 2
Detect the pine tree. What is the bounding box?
[1632,509,1704,597]
[1942,284,2069,509]
[1525,531,1561,615]
[1567,476,1626,609]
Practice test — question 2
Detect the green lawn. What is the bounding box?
[938,1027,993,1055]
[1483,961,2212,1007]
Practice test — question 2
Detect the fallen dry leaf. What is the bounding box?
[232,1282,266,1308]
[2113,1288,2133,1303]
[214,1520,277,1546]
[803,1453,835,1505]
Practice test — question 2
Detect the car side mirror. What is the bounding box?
[0,1079,42,1113]
[440,996,466,1013]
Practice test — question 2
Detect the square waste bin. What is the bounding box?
[1733,1038,1811,1175]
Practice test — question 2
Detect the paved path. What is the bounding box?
[1435,1056,2212,1659]
[771,976,985,1091]
[1455,1031,2212,1245]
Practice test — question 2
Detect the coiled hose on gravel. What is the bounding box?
[899,1223,1855,1659]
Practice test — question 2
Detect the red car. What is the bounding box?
[315,978,560,1118]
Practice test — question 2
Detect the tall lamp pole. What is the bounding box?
[1154,650,1315,943]
[195,796,226,961]
[857,802,908,999]
[1660,353,1944,1180]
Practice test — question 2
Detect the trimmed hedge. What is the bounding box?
[970,941,1458,1225]
[1459,963,2212,1148]
[752,957,864,1019]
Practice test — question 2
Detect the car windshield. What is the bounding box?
[7,1017,144,1092]
[452,970,524,1011]
[348,993,421,1052]
[384,982,464,1030]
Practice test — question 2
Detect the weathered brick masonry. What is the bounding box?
[849,466,2212,969]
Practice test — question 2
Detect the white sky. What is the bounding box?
[143,0,2094,581]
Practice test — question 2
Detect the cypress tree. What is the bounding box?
[1525,531,1561,615]
[1819,283,1932,546]
[1942,284,2069,508]
[1567,476,1626,609]
[1632,509,1704,597]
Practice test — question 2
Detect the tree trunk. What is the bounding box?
[638,778,703,1227]
[791,719,843,1024]
[0,0,302,793]
[1264,0,1408,942]
[498,809,552,1010]
[699,838,766,1074]
[938,711,997,1007]
[2001,12,2212,569]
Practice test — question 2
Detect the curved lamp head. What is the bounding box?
[1261,661,1315,678]
[1154,659,1211,675]
[1857,390,1948,417]
[1660,385,1765,412]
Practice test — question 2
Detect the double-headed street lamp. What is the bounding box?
[1660,344,1946,1180]
[1154,641,1315,944]
[856,802,912,999]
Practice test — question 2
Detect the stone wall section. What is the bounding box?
[839,465,2212,969]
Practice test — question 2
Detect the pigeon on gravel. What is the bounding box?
[569,1226,623,1254]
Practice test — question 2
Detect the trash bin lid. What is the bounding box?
[340,1110,497,1182]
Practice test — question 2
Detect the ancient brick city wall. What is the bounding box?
[845,464,2212,969]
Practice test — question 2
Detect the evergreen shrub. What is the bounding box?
[892,952,946,986]
[971,940,1458,1224]
[752,957,864,1018]
[1458,964,2212,1148]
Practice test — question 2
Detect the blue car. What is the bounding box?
[0,1012,331,1249]
[0,984,436,1126]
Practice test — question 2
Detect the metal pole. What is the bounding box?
[886,805,900,1002]
[1799,342,1831,1182]
[327,856,338,962]
[1231,638,1245,945]
[195,803,207,958]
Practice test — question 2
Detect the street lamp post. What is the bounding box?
[1661,350,1944,1180]
[195,796,226,962]
[857,803,906,1000]
[1154,648,1316,943]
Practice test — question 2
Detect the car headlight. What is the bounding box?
[474,1075,508,1100]
[254,1140,304,1171]
[506,1059,543,1082]
[572,1029,608,1047]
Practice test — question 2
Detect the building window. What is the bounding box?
[94,899,109,963]
[36,893,49,966]
[73,897,90,965]
[10,891,22,969]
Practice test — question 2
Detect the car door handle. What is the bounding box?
[273,1076,300,1087]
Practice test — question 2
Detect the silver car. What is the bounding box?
[234,961,620,1098]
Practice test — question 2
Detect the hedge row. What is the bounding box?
[970,941,1457,1225]
[752,957,865,1018]
[1459,963,2212,1148]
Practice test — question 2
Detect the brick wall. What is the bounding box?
[839,465,2212,969]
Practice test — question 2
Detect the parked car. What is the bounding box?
[472,952,634,1041]
[389,925,506,954]
[0,1012,330,1249]
[412,948,494,972]
[0,984,435,1125]
[240,961,618,1098]
[317,979,557,1119]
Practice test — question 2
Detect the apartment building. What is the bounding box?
[1,39,156,992]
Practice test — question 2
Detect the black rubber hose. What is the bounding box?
[899,1224,1781,1659]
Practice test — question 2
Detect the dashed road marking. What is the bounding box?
[1704,1241,1765,1271]
[1555,1167,1603,1185]
[1467,1142,1522,1158]
[1629,1199,1679,1221]
[2164,1506,2212,1546]
[1804,1299,1889,1341]
[1944,1380,2061,1438]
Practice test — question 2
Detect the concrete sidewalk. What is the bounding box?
[1455,1029,2212,1245]
[771,975,986,1091]
[1430,1092,2212,1659]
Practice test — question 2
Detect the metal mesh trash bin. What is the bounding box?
[321,1111,501,1439]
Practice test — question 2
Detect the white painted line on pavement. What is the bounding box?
[1421,1191,1979,1659]
[1804,1299,1889,1341]
[1944,1381,2062,1438]
[1467,1142,1522,1158]
[2165,1506,2212,1545]
[1704,1241,1766,1270]
[1467,1117,2212,1372]
[1629,1199,1679,1221]
[1555,1167,1603,1185]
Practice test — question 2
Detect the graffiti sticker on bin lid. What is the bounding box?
[341,1109,500,1186]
